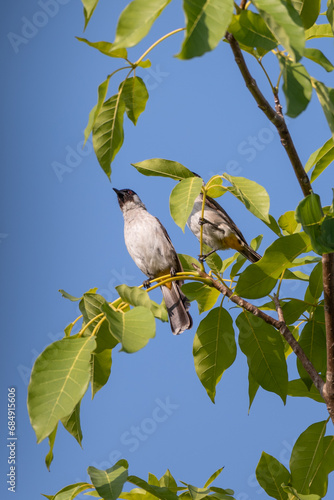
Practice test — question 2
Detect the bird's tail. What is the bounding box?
[240,244,262,263]
[161,282,192,335]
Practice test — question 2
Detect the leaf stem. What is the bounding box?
[78,313,104,337]
[257,59,275,93]
[135,28,185,66]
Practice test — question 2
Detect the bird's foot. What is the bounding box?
[199,217,209,226]
[143,279,151,289]
[198,254,206,263]
[170,267,177,277]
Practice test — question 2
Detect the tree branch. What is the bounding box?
[225,32,312,198]
[193,265,326,403]
[322,253,334,422]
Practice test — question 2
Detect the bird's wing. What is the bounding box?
[154,216,183,274]
[204,194,249,246]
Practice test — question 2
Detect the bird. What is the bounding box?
[187,191,261,263]
[113,188,192,335]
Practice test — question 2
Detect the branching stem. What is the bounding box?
[225,32,312,197]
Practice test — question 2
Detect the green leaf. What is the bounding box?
[159,470,178,492]
[311,78,334,140]
[305,137,334,182]
[290,421,327,494]
[137,59,152,68]
[237,311,288,403]
[79,293,118,351]
[256,452,290,500]
[178,253,201,272]
[182,282,220,314]
[28,337,96,443]
[291,0,320,29]
[252,0,305,62]
[204,468,224,488]
[235,233,311,299]
[76,37,128,59]
[186,485,211,500]
[121,77,149,126]
[265,214,283,237]
[61,401,83,446]
[45,424,57,472]
[248,370,259,411]
[281,299,308,324]
[278,54,312,117]
[193,307,236,402]
[92,93,126,179]
[88,460,129,500]
[327,0,334,35]
[59,289,81,301]
[113,0,172,49]
[229,11,278,50]
[223,174,270,223]
[102,303,155,353]
[281,485,321,500]
[116,284,168,322]
[205,175,226,198]
[132,159,195,180]
[84,77,111,145]
[91,348,112,398]
[297,319,326,388]
[177,0,234,59]
[304,48,334,72]
[230,254,247,279]
[278,210,301,234]
[287,379,324,403]
[81,0,99,30]
[209,486,235,499]
[309,435,334,497]
[45,482,94,500]
[295,193,334,254]
[305,23,333,39]
[205,251,223,275]
[169,177,203,231]
[309,262,323,300]
[127,475,179,500]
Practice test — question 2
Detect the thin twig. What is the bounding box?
[225,32,312,197]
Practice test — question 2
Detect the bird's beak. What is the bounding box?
[113,188,121,195]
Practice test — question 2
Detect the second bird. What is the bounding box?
[114,188,192,335]
[187,192,261,263]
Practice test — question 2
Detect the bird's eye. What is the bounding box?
[127,190,134,195]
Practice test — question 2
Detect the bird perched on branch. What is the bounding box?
[114,188,192,335]
[187,191,261,263]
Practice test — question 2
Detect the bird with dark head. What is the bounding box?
[187,174,261,263]
[113,188,192,335]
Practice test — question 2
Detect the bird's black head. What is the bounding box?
[113,188,140,209]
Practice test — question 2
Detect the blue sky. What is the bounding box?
[1,1,333,499]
